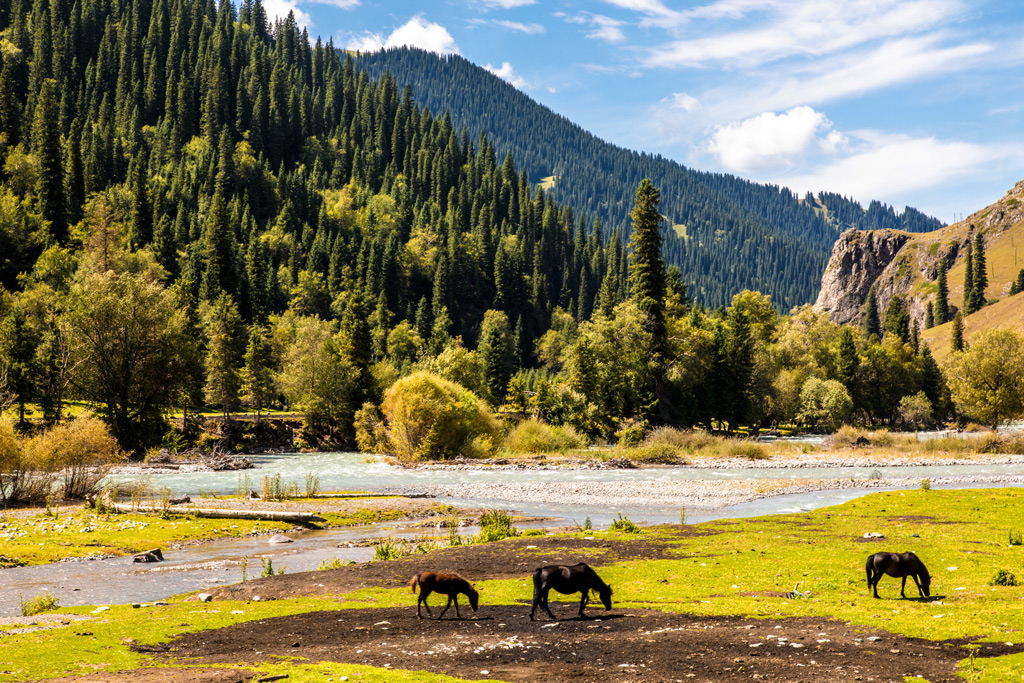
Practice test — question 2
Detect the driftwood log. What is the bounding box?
[111,503,325,524]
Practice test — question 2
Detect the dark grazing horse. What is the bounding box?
[410,571,479,619]
[866,551,931,599]
[530,562,612,621]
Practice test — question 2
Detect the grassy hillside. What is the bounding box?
[921,290,1024,361]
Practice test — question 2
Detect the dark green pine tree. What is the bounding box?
[925,300,934,329]
[200,187,236,300]
[950,311,965,353]
[0,64,20,146]
[918,343,946,420]
[962,236,974,314]
[935,260,949,323]
[63,119,85,226]
[627,179,666,346]
[835,324,861,419]
[128,156,153,249]
[863,285,881,340]
[968,230,987,312]
[33,79,67,242]
[0,308,38,426]
[478,309,513,403]
[883,295,911,344]
[1011,268,1024,296]
[339,293,375,409]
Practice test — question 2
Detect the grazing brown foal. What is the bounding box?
[410,571,479,620]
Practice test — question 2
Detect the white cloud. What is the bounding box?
[776,133,1024,204]
[479,0,537,7]
[642,0,964,69]
[485,61,528,89]
[263,0,313,28]
[666,92,700,112]
[348,16,459,55]
[708,106,833,172]
[493,19,545,34]
[307,0,359,8]
[566,13,627,43]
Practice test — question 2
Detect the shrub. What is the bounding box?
[1009,530,1022,546]
[615,418,648,447]
[644,427,716,451]
[989,569,1018,587]
[724,440,768,460]
[625,442,684,464]
[379,371,499,461]
[920,478,931,491]
[20,592,60,616]
[260,558,284,576]
[610,513,640,534]
[25,416,124,499]
[318,557,354,570]
[0,417,52,505]
[502,418,585,454]
[522,529,545,537]
[478,509,518,543]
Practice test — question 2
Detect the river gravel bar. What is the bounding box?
[393,474,1024,510]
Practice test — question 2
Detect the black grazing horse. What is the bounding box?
[866,551,931,599]
[410,571,479,619]
[530,562,612,621]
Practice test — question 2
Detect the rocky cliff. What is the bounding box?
[814,180,1024,329]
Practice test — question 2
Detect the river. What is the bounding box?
[1,452,1021,616]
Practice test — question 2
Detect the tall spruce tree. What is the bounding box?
[33,79,66,242]
[969,230,987,312]
[951,311,965,352]
[935,260,949,323]
[962,236,974,314]
[626,178,666,346]
[863,285,881,339]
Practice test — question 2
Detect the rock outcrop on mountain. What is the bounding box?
[814,180,1024,330]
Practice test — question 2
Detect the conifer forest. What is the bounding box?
[0,0,1001,458]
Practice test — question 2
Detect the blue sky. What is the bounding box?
[265,0,1024,223]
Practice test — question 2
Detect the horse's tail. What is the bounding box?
[410,573,421,594]
[865,554,873,588]
[531,567,544,602]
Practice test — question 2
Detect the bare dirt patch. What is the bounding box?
[165,605,1022,683]
[208,528,708,602]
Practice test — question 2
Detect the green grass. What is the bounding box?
[0,509,293,566]
[4,488,1024,681]
[0,504,419,567]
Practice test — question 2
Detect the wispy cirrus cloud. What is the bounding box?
[469,18,545,34]
[564,12,627,44]
[478,0,536,8]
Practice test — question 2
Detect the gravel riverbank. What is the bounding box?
[384,473,1024,510]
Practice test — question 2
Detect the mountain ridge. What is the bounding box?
[357,47,944,310]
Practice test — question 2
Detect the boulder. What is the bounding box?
[132,548,164,563]
[268,534,293,544]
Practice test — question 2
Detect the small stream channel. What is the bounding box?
[1,452,1022,616]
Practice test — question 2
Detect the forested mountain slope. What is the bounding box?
[359,47,944,310]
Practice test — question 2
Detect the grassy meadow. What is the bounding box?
[2,487,1023,681]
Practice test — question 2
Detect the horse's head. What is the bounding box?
[467,586,479,611]
[597,584,613,611]
[918,566,931,597]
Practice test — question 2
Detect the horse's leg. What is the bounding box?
[911,574,924,598]
[530,572,543,620]
[578,591,589,618]
[900,575,908,599]
[453,594,462,619]
[417,588,431,619]
[541,584,558,620]
[438,595,453,620]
